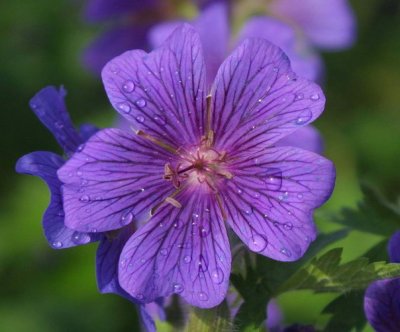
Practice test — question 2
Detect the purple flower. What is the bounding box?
[59,25,335,308]
[364,231,400,332]
[269,0,356,50]
[15,86,158,332]
[15,86,99,249]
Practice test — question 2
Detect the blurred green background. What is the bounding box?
[0,0,399,331]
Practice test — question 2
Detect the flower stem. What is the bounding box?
[184,301,231,332]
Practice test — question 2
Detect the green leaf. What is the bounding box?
[332,183,400,236]
[231,230,348,330]
[278,248,400,294]
[184,301,231,332]
[322,291,366,332]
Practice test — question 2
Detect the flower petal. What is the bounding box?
[15,152,96,248]
[269,0,356,50]
[237,17,322,81]
[211,38,325,154]
[83,25,150,75]
[29,86,82,155]
[149,2,229,87]
[388,231,400,263]
[58,128,175,233]
[276,125,324,154]
[364,279,400,332]
[223,146,335,261]
[119,189,231,308]
[79,123,99,141]
[102,24,207,148]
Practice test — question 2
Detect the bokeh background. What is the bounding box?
[0,0,399,331]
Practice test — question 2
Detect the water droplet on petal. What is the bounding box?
[297,193,304,200]
[117,102,131,113]
[160,248,168,256]
[55,121,64,129]
[122,80,135,93]
[120,259,127,268]
[183,255,192,264]
[136,293,144,300]
[211,268,224,284]
[79,195,90,203]
[243,206,253,215]
[120,212,133,226]
[77,144,85,152]
[295,110,312,125]
[52,241,63,248]
[173,283,184,293]
[153,114,166,126]
[199,226,209,238]
[248,235,267,252]
[136,99,147,107]
[264,169,282,191]
[72,232,91,245]
[198,292,209,301]
[310,93,320,101]
[278,192,289,201]
[136,115,145,123]
[198,255,208,272]
[295,93,304,100]
[284,223,293,230]
[76,170,83,177]
[280,247,292,257]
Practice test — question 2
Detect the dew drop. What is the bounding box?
[117,102,131,113]
[173,283,184,293]
[160,248,168,256]
[79,195,90,203]
[77,170,83,177]
[211,268,224,284]
[120,212,133,226]
[199,226,209,238]
[310,93,320,101]
[72,232,91,245]
[198,292,209,301]
[136,293,144,300]
[198,255,208,272]
[153,114,166,126]
[55,121,64,129]
[237,188,243,195]
[173,218,183,230]
[295,110,312,125]
[52,241,63,248]
[243,206,253,215]
[120,259,127,268]
[278,192,289,201]
[280,247,292,257]
[135,115,145,123]
[122,80,135,93]
[248,235,267,252]
[136,99,147,107]
[283,222,293,230]
[264,168,282,191]
[77,144,85,152]
[273,66,279,72]
[295,92,304,100]
[183,255,192,264]
[254,192,261,199]
[297,193,304,200]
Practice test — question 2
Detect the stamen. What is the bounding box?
[165,197,182,208]
[136,130,177,154]
[215,193,227,221]
[205,94,213,146]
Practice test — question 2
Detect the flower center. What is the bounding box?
[164,145,232,192]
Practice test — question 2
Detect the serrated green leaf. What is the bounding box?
[332,183,400,236]
[322,292,366,332]
[278,248,400,294]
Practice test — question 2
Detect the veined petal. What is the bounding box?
[148,2,229,87]
[237,17,322,81]
[58,128,175,232]
[15,152,96,248]
[83,25,150,75]
[29,86,82,155]
[102,24,207,148]
[119,189,231,308]
[276,125,323,154]
[223,146,335,261]
[211,38,325,154]
[364,279,400,332]
[269,0,356,50]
